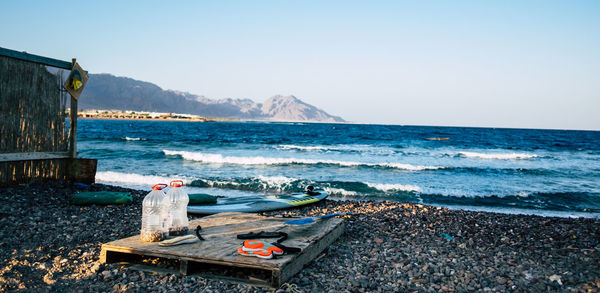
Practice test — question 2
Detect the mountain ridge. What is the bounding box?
[79,73,344,123]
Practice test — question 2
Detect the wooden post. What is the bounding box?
[68,158,97,184]
[69,58,78,158]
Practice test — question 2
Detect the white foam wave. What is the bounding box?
[278,144,396,155]
[255,175,298,186]
[323,187,359,196]
[458,151,537,160]
[96,171,184,186]
[163,150,439,171]
[190,176,299,191]
[279,145,329,151]
[366,182,421,192]
[379,163,439,171]
[200,179,240,187]
[123,137,144,141]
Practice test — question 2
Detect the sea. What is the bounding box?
[78,119,600,218]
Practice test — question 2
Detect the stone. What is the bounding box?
[549,274,562,285]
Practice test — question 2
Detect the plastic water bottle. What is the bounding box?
[140,183,169,242]
[166,180,189,236]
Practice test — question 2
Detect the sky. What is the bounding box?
[1,0,599,130]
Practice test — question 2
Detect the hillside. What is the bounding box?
[79,74,344,122]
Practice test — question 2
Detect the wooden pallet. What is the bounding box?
[100,212,345,288]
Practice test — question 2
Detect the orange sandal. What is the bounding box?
[242,240,284,255]
[237,246,273,259]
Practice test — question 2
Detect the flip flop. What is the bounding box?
[237,246,273,259]
[242,240,284,255]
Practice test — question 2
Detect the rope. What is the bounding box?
[237,231,301,254]
[195,225,205,241]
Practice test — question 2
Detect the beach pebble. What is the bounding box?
[1,182,599,292]
[549,274,563,285]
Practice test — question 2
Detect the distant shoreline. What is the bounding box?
[75,110,239,122]
[78,117,238,122]
[74,110,347,124]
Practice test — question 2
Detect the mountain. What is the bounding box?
[261,95,342,122]
[79,74,344,122]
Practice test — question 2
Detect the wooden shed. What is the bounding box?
[0,47,96,185]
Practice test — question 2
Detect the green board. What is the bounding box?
[70,191,133,205]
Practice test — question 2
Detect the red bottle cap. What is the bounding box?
[170,180,184,188]
[152,183,168,190]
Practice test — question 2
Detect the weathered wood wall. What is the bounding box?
[0,55,79,185]
[0,56,68,153]
[0,158,97,185]
[0,159,67,184]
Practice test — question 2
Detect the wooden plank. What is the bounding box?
[0,161,7,184]
[101,216,290,269]
[68,158,97,184]
[68,58,78,159]
[69,95,78,158]
[0,158,96,185]
[0,152,70,163]
[279,222,345,283]
[179,260,189,275]
[100,212,345,287]
[0,159,65,185]
[0,47,72,69]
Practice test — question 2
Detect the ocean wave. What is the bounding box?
[190,176,306,192]
[255,175,299,186]
[186,175,423,197]
[365,182,421,192]
[323,187,359,196]
[189,177,422,196]
[444,166,554,176]
[96,171,183,186]
[457,151,537,160]
[163,150,439,171]
[279,145,329,151]
[419,191,600,213]
[278,144,398,155]
[95,171,600,213]
[122,137,146,141]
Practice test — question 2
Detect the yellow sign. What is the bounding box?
[63,62,88,99]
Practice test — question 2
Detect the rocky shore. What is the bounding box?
[1,181,599,292]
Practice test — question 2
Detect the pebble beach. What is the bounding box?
[1,181,599,292]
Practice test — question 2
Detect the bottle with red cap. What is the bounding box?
[140,183,169,242]
[165,180,189,236]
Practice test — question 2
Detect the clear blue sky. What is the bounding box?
[2,0,599,130]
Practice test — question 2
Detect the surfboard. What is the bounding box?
[187,190,328,215]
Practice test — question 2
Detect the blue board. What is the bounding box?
[187,191,328,215]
